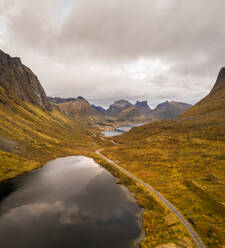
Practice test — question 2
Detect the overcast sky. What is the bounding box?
[0,0,224,108]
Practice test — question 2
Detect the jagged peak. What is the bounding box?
[135,100,152,114]
[0,49,51,111]
[135,100,147,106]
[211,67,225,92]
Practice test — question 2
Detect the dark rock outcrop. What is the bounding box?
[0,50,51,111]
[135,100,152,114]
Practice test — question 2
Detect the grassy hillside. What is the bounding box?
[0,84,101,181]
[0,50,102,181]
[57,96,109,126]
[102,68,225,247]
[1,49,224,247]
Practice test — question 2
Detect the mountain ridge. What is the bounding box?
[48,92,192,122]
[57,96,106,124]
[0,50,51,111]
[152,100,192,119]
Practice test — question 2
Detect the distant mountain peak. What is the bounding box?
[77,96,86,101]
[114,99,132,105]
[152,100,192,120]
[48,97,76,104]
[106,99,132,114]
[48,96,90,104]
[135,100,152,114]
[105,99,142,120]
[135,100,148,107]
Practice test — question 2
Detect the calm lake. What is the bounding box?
[0,156,144,248]
[102,123,144,137]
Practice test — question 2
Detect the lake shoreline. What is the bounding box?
[101,122,148,137]
[93,151,198,248]
[0,155,144,248]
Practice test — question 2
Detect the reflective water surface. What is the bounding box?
[0,156,144,248]
[102,123,145,137]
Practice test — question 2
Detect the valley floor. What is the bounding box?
[100,123,225,247]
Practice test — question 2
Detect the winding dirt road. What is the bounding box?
[95,148,206,248]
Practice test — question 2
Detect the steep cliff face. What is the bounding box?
[0,50,51,111]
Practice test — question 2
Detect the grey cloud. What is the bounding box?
[1,0,224,106]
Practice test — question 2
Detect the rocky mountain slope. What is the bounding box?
[55,96,107,125]
[0,50,51,111]
[0,50,97,181]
